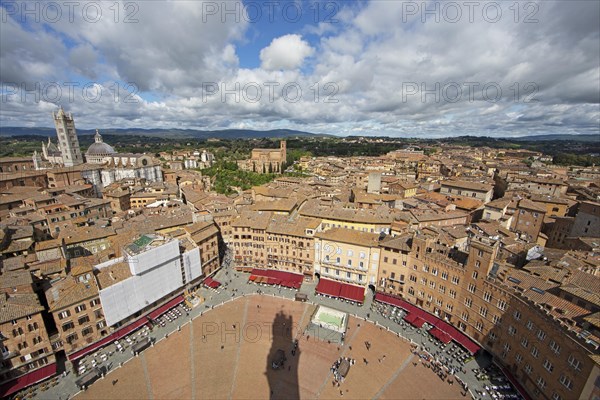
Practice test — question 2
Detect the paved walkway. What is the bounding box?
[22,249,498,400]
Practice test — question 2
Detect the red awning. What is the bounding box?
[248,275,257,281]
[250,269,304,287]
[404,313,426,328]
[316,278,342,297]
[147,295,184,320]
[0,363,57,397]
[339,283,365,303]
[204,277,221,289]
[376,291,480,355]
[67,294,189,363]
[429,327,452,344]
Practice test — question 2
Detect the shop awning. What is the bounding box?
[147,295,184,321]
[0,363,57,398]
[429,327,452,344]
[376,291,480,355]
[203,277,221,289]
[316,278,342,297]
[339,283,365,304]
[404,313,426,328]
[249,268,304,289]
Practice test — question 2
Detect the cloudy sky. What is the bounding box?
[1,0,599,137]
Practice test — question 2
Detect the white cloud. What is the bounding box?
[1,0,599,137]
[259,34,314,71]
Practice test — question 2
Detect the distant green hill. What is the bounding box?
[0,127,331,139]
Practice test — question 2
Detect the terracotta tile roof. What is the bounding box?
[441,180,493,192]
[45,276,99,311]
[315,227,380,247]
[0,293,44,323]
[231,210,273,230]
[379,234,412,251]
[266,215,321,237]
[95,261,132,289]
[0,269,33,290]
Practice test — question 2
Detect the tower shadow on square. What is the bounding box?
[265,310,300,400]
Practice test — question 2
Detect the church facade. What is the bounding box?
[237,140,287,174]
[33,108,163,193]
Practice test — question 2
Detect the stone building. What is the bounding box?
[237,141,287,174]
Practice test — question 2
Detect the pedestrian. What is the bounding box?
[112,379,118,385]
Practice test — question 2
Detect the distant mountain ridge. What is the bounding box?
[0,127,597,141]
[0,127,329,139]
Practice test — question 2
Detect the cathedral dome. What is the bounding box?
[86,130,116,156]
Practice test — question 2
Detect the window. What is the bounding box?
[96,321,106,329]
[537,377,546,389]
[559,374,573,390]
[359,252,365,259]
[492,315,501,324]
[526,320,534,330]
[513,310,521,320]
[346,272,351,279]
[58,310,71,319]
[347,250,353,257]
[552,393,562,400]
[537,329,546,341]
[75,304,86,313]
[568,355,581,371]
[468,283,476,293]
[549,340,560,355]
[347,259,352,267]
[531,346,539,358]
[336,257,340,264]
[78,316,90,325]
[476,321,483,332]
[483,292,492,302]
[524,364,533,375]
[515,353,523,364]
[451,276,460,285]
[497,300,507,311]
[508,325,517,336]
[441,271,448,280]
[90,299,101,307]
[479,306,488,318]
[66,333,78,345]
[543,359,554,373]
[464,298,472,308]
[477,250,483,257]
[521,337,529,348]
[461,312,469,322]
[62,322,75,331]
[82,327,93,337]
[472,271,478,279]
[449,289,456,299]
